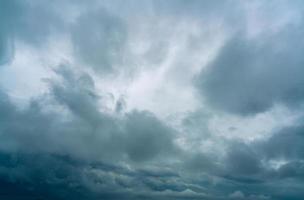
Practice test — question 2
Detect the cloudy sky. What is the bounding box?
[1,0,304,199]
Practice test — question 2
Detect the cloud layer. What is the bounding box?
[1,0,304,199]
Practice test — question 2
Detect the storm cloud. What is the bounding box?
[1,0,304,199]
[198,26,304,115]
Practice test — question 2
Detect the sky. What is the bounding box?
[0,0,304,199]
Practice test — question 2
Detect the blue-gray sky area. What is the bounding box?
[1,0,304,199]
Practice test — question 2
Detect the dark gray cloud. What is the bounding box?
[0,0,21,64]
[3,64,298,199]
[207,125,304,200]
[1,0,304,199]
[225,142,262,176]
[71,9,127,73]
[124,111,177,162]
[0,65,189,199]
[0,65,178,163]
[256,126,304,160]
[0,0,65,65]
[198,23,304,115]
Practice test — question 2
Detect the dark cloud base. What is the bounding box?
[0,66,303,200]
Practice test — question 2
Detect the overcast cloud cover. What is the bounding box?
[1,0,304,199]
